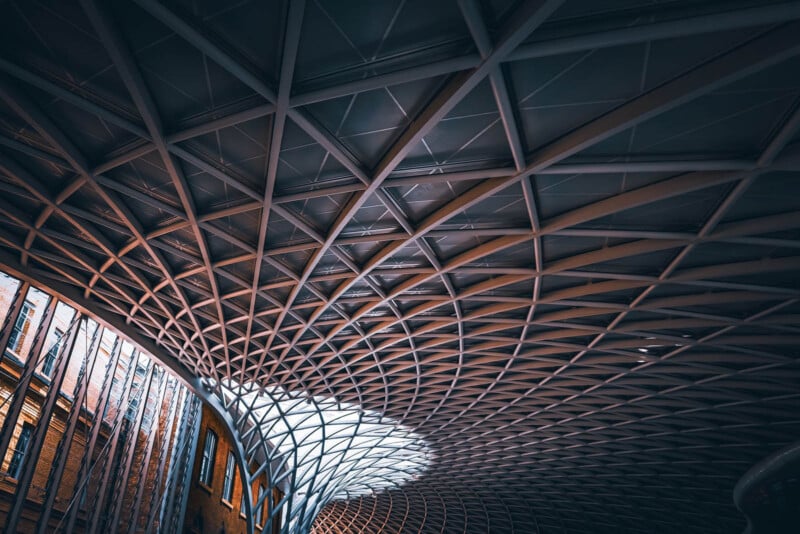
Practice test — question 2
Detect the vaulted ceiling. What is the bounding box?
[1,0,799,532]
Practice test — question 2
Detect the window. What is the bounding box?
[198,429,217,486]
[7,422,34,479]
[257,484,266,527]
[41,327,63,377]
[222,451,235,502]
[0,273,21,329]
[7,300,33,354]
[125,396,140,422]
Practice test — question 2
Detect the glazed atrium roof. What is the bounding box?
[0,1,799,532]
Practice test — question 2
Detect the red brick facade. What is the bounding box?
[184,404,283,534]
[0,336,181,532]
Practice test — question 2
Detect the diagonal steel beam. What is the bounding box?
[265,0,564,365]
[510,1,800,61]
[458,0,546,427]
[81,0,228,381]
[527,22,800,171]
[292,2,800,108]
[0,80,209,370]
[298,21,800,348]
[245,0,306,379]
[458,0,526,171]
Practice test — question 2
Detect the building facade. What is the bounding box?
[184,404,283,534]
[0,267,274,533]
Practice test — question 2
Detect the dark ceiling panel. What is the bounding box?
[0,1,799,533]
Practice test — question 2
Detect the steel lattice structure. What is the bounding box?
[212,380,431,533]
[0,0,799,532]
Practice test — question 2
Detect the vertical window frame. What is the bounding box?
[222,450,235,503]
[7,422,34,479]
[257,483,266,527]
[8,300,33,354]
[41,326,63,377]
[198,428,217,487]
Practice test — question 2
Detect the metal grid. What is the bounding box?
[0,0,799,532]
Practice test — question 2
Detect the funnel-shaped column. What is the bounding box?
[200,380,431,534]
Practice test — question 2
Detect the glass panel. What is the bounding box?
[103,341,135,424]
[6,422,33,479]
[61,317,100,398]
[6,286,50,363]
[39,301,76,378]
[87,329,117,414]
[199,429,217,485]
[257,484,265,526]
[0,272,21,328]
[223,452,235,501]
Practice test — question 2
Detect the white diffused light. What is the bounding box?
[216,380,432,532]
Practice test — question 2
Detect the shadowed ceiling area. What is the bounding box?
[0,0,799,532]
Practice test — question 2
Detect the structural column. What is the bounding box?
[145,384,185,534]
[106,363,156,531]
[0,280,29,361]
[35,322,104,534]
[0,296,57,460]
[125,370,168,534]
[158,393,202,533]
[2,312,83,534]
[63,336,123,533]
[87,350,144,534]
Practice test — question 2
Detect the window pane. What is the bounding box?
[103,341,135,424]
[6,286,50,363]
[223,452,235,501]
[61,318,100,398]
[257,485,265,526]
[199,429,217,485]
[39,301,76,378]
[6,422,34,479]
[0,272,21,328]
[125,354,147,422]
[87,329,117,414]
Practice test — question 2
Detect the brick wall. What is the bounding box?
[0,354,180,533]
[0,361,96,533]
[184,404,283,534]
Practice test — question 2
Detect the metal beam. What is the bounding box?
[81,0,224,385]
[0,296,57,461]
[87,349,142,534]
[510,2,800,61]
[245,0,306,378]
[35,321,104,534]
[125,370,167,534]
[144,383,184,534]
[61,334,123,533]
[0,280,29,363]
[2,312,83,534]
[107,363,157,532]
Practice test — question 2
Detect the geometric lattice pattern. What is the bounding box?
[0,1,799,533]
[217,380,430,533]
